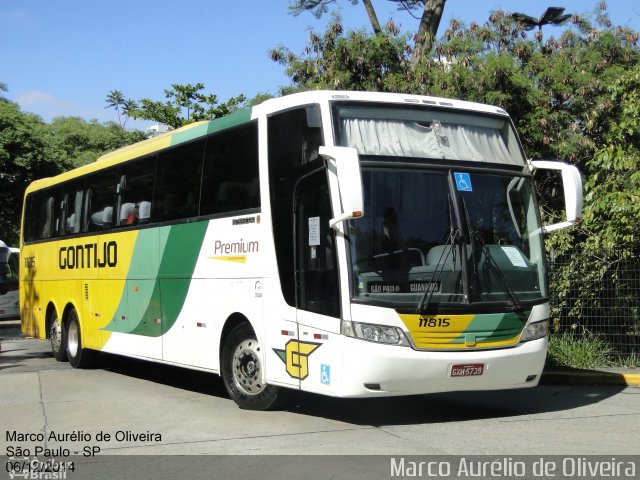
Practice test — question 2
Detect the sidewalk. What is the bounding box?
[541,366,640,386]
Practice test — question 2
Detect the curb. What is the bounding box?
[541,369,640,386]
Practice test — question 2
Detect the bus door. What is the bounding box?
[292,170,342,393]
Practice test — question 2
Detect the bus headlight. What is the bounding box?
[342,320,410,346]
[520,320,549,342]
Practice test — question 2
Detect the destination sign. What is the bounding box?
[367,281,440,294]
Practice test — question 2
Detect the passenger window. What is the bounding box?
[116,157,155,227]
[200,122,259,215]
[61,182,84,235]
[24,193,46,242]
[154,140,205,222]
[38,190,58,239]
[86,172,116,232]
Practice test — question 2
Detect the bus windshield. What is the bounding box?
[345,168,546,311]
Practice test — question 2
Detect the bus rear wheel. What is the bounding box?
[49,310,67,362]
[221,323,286,410]
[65,308,95,369]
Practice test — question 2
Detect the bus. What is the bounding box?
[0,240,20,320]
[20,91,582,410]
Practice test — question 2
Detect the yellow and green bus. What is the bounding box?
[20,91,582,410]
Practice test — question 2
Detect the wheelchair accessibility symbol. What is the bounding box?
[321,364,331,385]
[454,172,473,192]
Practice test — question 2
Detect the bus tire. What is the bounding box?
[49,309,67,362]
[65,308,95,369]
[221,323,286,410]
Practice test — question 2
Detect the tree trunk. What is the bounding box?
[411,0,446,65]
[362,0,383,34]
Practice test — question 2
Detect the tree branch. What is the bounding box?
[362,0,383,34]
[410,0,446,65]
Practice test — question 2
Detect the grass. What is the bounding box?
[546,331,616,369]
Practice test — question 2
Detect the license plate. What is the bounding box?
[450,363,484,377]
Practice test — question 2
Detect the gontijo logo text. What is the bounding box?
[59,241,117,269]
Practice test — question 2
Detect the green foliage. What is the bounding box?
[581,66,640,252]
[271,15,410,93]
[48,117,145,168]
[126,83,247,129]
[287,0,444,60]
[105,89,137,132]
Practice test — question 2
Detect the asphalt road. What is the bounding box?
[1,319,638,479]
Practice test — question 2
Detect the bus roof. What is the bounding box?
[26,107,254,193]
[254,90,509,118]
[25,90,511,194]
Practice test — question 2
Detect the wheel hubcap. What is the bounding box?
[50,319,61,352]
[232,339,265,395]
[67,321,79,358]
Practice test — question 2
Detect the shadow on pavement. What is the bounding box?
[96,351,626,427]
[98,353,227,398]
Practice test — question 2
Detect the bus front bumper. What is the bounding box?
[335,336,547,398]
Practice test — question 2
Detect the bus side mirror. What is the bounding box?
[532,160,583,233]
[320,146,364,229]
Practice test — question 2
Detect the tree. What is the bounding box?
[581,65,640,253]
[289,0,383,34]
[125,83,247,129]
[287,0,446,64]
[0,99,70,244]
[48,117,145,167]
[105,89,137,131]
[271,15,410,92]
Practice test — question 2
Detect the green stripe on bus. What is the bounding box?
[157,221,208,335]
[104,221,208,336]
[448,311,529,344]
[170,108,253,146]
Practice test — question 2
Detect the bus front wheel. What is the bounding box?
[65,308,95,369]
[221,323,286,410]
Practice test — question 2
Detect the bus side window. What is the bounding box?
[61,183,84,235]
[40,191,61,240]
[86,172,116,232]
[155,140,205,222]
[200,122,259,216]
[116,156,155,227]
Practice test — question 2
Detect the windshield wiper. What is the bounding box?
[416,204,462,315]
[460,198,524,312]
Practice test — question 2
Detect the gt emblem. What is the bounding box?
[273,340,321,380]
